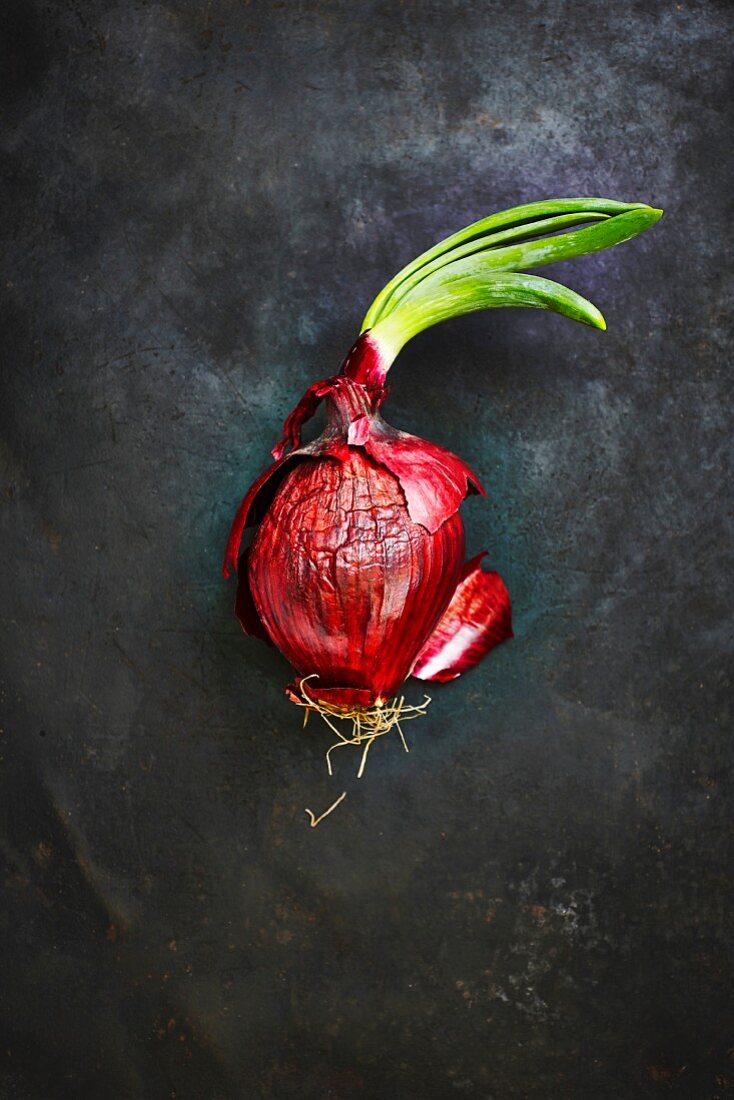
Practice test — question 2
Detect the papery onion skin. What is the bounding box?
[231,375,477,708]
[412,553,513,682]
[248,444,465,708]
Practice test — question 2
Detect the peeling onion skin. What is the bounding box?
[226,347,509,710]
[412,553,513,682]
[248,444,465,709]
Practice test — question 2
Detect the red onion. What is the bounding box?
[224,198,661,761]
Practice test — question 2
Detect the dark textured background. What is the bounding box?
[1,1,732,1097]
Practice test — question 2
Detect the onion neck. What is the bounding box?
[324,376,375,433]
[272,373,384,460]
[339,330,395,395]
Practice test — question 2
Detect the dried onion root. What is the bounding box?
[293,675,430,778]
[304,791,348,828]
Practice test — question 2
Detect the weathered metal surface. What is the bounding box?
[1,1,731,1096]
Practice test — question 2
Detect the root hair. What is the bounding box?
[293,675,431,778]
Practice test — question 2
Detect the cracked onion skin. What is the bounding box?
[249,444,465,709]
[226,368,482,709]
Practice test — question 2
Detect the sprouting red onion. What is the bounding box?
[224,197,661,749]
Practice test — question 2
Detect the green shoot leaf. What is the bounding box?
[365,210,611,327]
[362,198,658,330]
[360,198,662,371]
[372,272,607,365]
